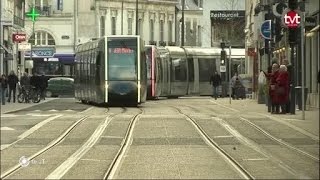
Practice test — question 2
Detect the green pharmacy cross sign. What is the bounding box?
[26,7,40,22]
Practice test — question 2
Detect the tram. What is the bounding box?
[75,35,147,105]
[145,46,246,99]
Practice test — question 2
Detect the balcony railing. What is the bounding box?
[149,41,157,46]
[159,41,167,47]
[13,15,24,28]
[35,6,51,16]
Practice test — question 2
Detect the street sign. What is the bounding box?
[260,20,272,40]
[12,33,27,42]
[282,9,301,29]
[18,43,31,51]
[220,66,226,72]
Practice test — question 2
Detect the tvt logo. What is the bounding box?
[284,10,301,28]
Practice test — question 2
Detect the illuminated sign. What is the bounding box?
[111,48,134,54]
[12,33,26,42]
[282,9,301,29]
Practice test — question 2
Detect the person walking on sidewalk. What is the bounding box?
[0,74,8,105]
[210,71,221,100]
[7,70,19,103]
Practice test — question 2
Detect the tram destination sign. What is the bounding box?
[210,10,245,20]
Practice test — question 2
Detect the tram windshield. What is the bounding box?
[107,38,137,80]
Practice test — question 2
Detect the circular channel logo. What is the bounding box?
[19,156,30,167]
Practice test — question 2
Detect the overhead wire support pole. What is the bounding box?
[229,45,231,104]
[135,0,138,35]
[181,0,185,47]
[301,11,305,120]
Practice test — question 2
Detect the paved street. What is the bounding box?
[0,98,319,179]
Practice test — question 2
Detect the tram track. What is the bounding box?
[0,115,89,179]
[170,105,254,180]
[239,116,319,162]
[103,108,144,179]
[0,107,114,179]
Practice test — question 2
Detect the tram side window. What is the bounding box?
[146,47,152,80]
[172,58,187,81]
[198,58,216,82]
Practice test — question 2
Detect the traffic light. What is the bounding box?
[288,0,298,10]
[220,50,226,65]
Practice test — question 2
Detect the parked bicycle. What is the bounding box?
[18,85,41,103]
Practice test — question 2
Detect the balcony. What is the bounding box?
[159,41,167,47]
[34,6,51,16]
[13,15,24,28]
[168,41,176,46]
[149,41,157,46]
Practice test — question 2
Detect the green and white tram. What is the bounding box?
[75,35,147,106]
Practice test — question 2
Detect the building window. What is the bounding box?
[160,20,164,41]
[111,17,116,35]
[100,16,105,37]
[150,19,154,41]
[57,0,63,10]
[128,18,133,35]
[168,20,172,42]
[198,25,202,46]
[138,19,143,35]
[28,31,55,46]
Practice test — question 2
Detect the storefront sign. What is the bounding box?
[12,33,26,42]
[210,11,245,20]
[18,43,31,51]
[25,47,55,57]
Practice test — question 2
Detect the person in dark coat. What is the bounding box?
[0,74,8,105]
[7,70,18,103]
[283,59,293,113]
[39,74,48,100]
[276,65,289,114]
[210,71,221,100]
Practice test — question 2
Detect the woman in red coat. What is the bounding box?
[264,63,280,113]
[276,65,289,114]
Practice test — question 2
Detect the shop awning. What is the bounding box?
[53,53,75,63]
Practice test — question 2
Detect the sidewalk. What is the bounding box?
[212,98,319,138]
[0,98,55,114]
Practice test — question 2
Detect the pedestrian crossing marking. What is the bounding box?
[0,127,15,131]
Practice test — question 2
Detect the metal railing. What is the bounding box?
[13,15,24,27]
[35,6,51,16]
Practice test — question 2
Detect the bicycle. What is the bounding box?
[18,86,41,103]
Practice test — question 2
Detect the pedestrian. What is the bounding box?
[39,73,48,100]
[276,65,289,114]
[283,59,292,113]
[20,72,31,103]
[230,72,241,99]
[0,74,8,105]
[209,71,221,100]
[7,70,19,103]
[264,63,280,114]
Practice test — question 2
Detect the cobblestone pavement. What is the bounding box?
[0,97,319,179]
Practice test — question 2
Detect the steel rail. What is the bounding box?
[171,106,254,180]
[103,108,143,179]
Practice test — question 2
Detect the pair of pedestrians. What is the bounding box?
[0,71,18,105]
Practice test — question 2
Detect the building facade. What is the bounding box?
[201,0,245,47]
[0,0,25,75]
[175,0,203,46]
[77,0,178,47]
[246,0,319,108]
[23,0,75,77]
